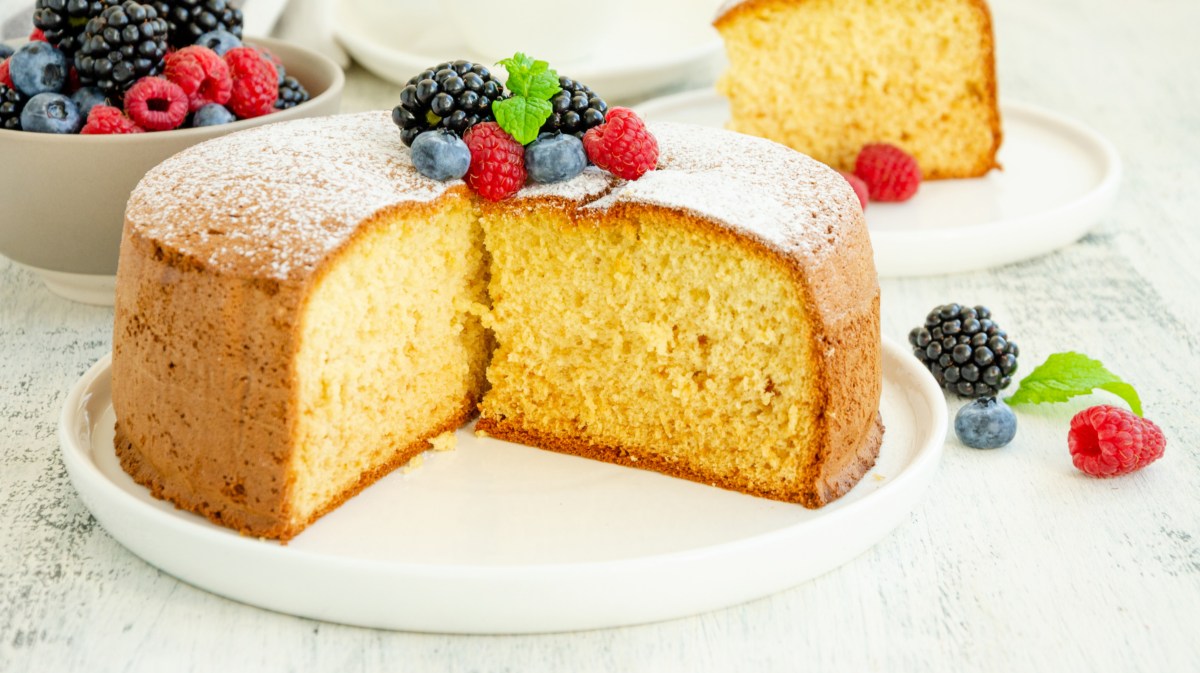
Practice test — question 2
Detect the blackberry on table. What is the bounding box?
[0,84,28,130]
[540,76,607,137]
[74,1,169,97]
[33,0,118,59]
[908,303,1020,399]
[274,75,308,110]
[151,0,242,50]
[392,59,505,147]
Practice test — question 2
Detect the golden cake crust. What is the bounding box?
[113,113,883,538]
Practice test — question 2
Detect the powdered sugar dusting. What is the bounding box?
[127,112,860,280]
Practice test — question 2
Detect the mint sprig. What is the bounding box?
[493,52,561,145]
[1006,352,1142,416]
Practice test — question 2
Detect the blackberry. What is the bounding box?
[274,75,308,110]
[0,84,28,130]
[540,76,607,137]
[74,1,169,98]
[32,0,118,59]
[392,59,506,147]
[151,0,243,50]
[908,303,1020,399]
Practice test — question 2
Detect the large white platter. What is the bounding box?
[59,338,945,634]
[332,0,723,103]
[636,90,1121,277]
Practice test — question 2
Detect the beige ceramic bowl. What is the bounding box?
[0,36,344,304]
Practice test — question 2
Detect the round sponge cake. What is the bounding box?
[112,112,883,541]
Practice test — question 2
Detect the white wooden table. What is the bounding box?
[2,1,1198,670]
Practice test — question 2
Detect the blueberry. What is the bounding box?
[71,87,108,119]
[0,44,13,60]
[195,30,242,57]
[954,397,1017,449]
[20,93,81,133]
[9,41,67,96]
[525,133,587,184]
[410,130,470,181]
[192,103,236,127]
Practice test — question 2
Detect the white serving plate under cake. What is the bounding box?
[60,338,944,634]
[637,90,1121,277]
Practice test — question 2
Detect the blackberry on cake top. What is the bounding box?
[392,60,506,146]
[539,76,607,138]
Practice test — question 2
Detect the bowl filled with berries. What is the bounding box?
[0,1,344,304]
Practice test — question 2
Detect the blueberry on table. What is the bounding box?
[954,397,1018,449]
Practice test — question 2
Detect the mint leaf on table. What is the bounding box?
[1005,351,1143,416]
[494,52,561,145]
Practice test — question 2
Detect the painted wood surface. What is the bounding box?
[2,1,1197,670]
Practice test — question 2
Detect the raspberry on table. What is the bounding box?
[838,170,869,211]
[223,46,277,118]
[80,103,143,133]
[463,121,525,201]
[582,107,658,180]
[1068,405,1166,478]
[854,143,921,202]
[123,76,187,130]
[164,45,231,111]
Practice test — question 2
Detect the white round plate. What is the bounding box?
[636,90,1121,276]
[332,0,724,103]
[60,338,944,634]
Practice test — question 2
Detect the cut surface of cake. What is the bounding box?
[112,112,883,541]
[715,0,1003,179]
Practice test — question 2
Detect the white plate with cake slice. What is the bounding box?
[59,338,944,634]
[636,90,1122,277]
[332,0,724,104]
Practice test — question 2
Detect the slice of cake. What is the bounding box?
[111,113,883,541]
[715,0,1003,179]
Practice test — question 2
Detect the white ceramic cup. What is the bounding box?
[445,0,618,64]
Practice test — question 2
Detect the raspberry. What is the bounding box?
[164,45,231,112]
[0,60,11,88]
[224,46,277,118]
[30,28,48,43]
[80,104,144,133]
[123,76,187,131]
[838,170,868,211]
[582,107,658,180]
[854,143,921,202]
[1068,405,1166,478]
[463,122,525,201]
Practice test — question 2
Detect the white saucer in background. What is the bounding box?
[636,90,1121,277]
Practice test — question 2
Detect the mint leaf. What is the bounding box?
[494,52,561,145]
[493,96,553,145]
[1006,352,1143,416]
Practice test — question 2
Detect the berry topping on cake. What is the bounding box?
[909,303,1019,399]
[582,107,658,180]
[411,129,471,182]
[1068,405,1165,478]
[275,75,308,110]
[151,0,243,50]
[393,60,505,147]
[540,76,607,138]
[74,1,169,98]
[463,121,525,201]
[954,397,1017,449]
[525,132,587,184]
[9,41,68,96]
[80,103,143,133]
[854,142,921,202]
[0,84,28,130]
[838,170,868,211]
[164,44,231,111]
[223,46,277,118]
[123,75,186,130]
[20,91,82,132]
